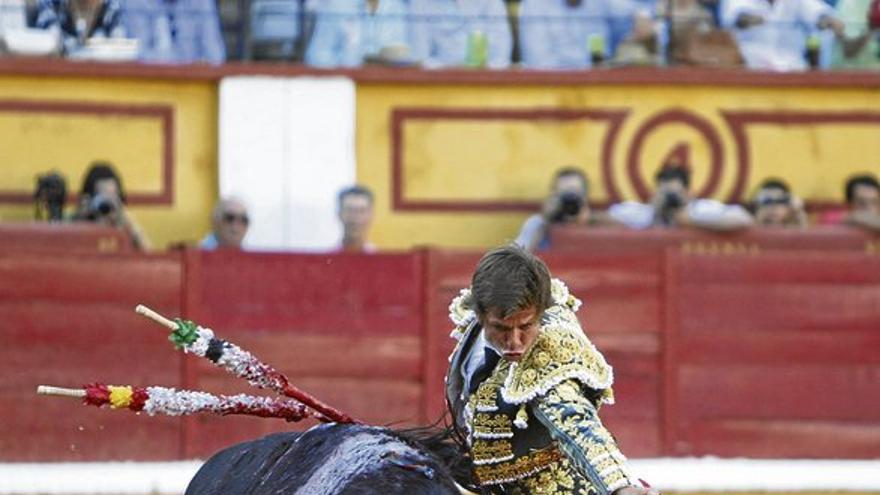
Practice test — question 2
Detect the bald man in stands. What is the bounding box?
[200,197,250,250]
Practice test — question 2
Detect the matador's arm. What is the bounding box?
[532,379,636,494]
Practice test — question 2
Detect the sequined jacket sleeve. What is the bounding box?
[532,379,635,494]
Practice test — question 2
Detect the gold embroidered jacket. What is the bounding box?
[445,279,636,494]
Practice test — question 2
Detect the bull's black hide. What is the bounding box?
[185,423,461,495]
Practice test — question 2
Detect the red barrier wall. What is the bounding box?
[180,250,426,459]
[664,251,880,458]
[0,249,182,461]
[0,224,133,255]
[2,229,879,461]
[550,225,880,255]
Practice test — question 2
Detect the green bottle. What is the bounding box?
[589,34,606,66]
[466,30,488,67]
[805,34,821,69]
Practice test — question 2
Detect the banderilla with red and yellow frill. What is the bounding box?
[37,383,313,421]
[37,305,358,425]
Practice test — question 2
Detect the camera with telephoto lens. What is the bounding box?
[757,193,791,207]
[87,193,116,219]
[657,190,686,226]
[660,191,685,211]
[34,172,67,221]
[552,192,584,222]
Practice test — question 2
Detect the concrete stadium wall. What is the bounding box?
[0,65,219,251]
[1,61,878,251]
[354,75,880,249]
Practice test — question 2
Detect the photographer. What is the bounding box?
[752,178,808,228]
[34,171,68,222]
[72,162,151,251]
[515,167,610,252]
[609,164,753,231]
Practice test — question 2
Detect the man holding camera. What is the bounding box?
[752,178,808,228]
[608,164,754,231]
[73,162,151,251]
[516,167,611,252]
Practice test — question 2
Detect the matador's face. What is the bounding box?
[482,306,541,362]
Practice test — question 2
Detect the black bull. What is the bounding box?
[185,423,468,494]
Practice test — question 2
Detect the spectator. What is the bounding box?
[123,0,225,64]
[701,0,724,24]
[409,0,512,68]
[73,161,151,251]
[519,0,654,68]
[515,167,615,252]
[336,185,375,253]
[831,0,880,69]
[34,0,125,54]
[306,0,410,67]
[200,197,250,250]
[752,178,808,228]
[843,174,880,231]
[720,0,852,70]
[608,164,754,230]
[249,0,303,60]
[33,171,67,222]
[0,0,27,42]
[821,173,880,231]
[665,0,746,68]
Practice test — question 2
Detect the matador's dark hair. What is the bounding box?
[467,244,552,320]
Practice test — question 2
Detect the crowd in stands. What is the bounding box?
[32,161,377,253]
[26,159,880,254]
[0,0,878,70]
[0,0,225,63]
[515,164,880,251]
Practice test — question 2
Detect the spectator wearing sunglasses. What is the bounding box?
[200,197,250,250]
[752,178,808,228]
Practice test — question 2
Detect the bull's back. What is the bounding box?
[185,424,459,495]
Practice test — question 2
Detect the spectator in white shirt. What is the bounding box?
[306,0,410,67]
[519,0,653,68]
[609,164,754,230]
[0,0,26,41]
[720,0,849,71]
[409,0,512,68]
